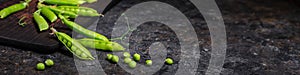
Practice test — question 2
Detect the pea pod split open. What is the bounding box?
[42,0,85,6]
[57,6,103,17]
[51,28,95,60]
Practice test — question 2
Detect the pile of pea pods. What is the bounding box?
[0,0,126,60]
[0,0,174,69]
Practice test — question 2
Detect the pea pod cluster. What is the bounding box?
[0,0,31,19]
[51,28,95,60]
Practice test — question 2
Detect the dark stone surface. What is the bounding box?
[0,0,299,75]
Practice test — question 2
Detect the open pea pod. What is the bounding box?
[76,38,124,51]
[51,28,95,60]
[57,6,102,17]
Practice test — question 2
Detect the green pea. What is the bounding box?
[41,7,57,22]
[106,54,113,60]
[0,0,31,19]
[124,57,132,64]
[36,63,45,70]
[51,28,94,60]
[111,55,119,63]
[76,38,124,51]
[165,58,173,65]
[81,53,88,58]
[128,61,136,68]
[133,53,140,61]
[33,10,49,31]
[75,50,82,55]
[71,46,77,51]
[123,52,131,58]
[58,15,109,42]
[43,0,85,6]
[45,59,54,66]
[67,41,72,47]
[145,60,152,66]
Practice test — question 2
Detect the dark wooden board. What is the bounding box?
[0,0,118,53]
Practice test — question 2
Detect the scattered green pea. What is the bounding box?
[165,58,173,65]
[128,61,136,68]
[106,54,113,60]
[124,57,132,64]
[44,59,54,66]
[123,52,130,58]
[145,60,152,66]
[111,55,119,63]
[133,53,140,61]
[36,63,45,70]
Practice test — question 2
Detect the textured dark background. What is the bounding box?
[0,0,300,75]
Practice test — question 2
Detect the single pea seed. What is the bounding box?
[146,60,152,66]
[75,50,82,55]
[36,63,45,70]
[111,55,119,63]
[62,39,67,43]
[128,61,136,68]
[124,57,132,64]
[45,59,54,66]
[165,58,173,65]
[67,42,72,47]
[123,52,130,58]
[71,46,77,51]
[133,53,140,61]
[106,54,113,60]
[81,53,87,58]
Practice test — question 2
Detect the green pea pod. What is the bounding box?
[76,38,124,51]
[43,0,85,6]
[33,10,49,31]
[41,7,57,22]
[49,7,77,18]
[58,14,109,42]
[57,6,102,16]
[51,28,95,60]
[85,0,97,3]
[0,0,31,19]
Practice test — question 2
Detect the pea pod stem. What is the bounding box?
[51,28,95,60]
[58,14,109,42]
